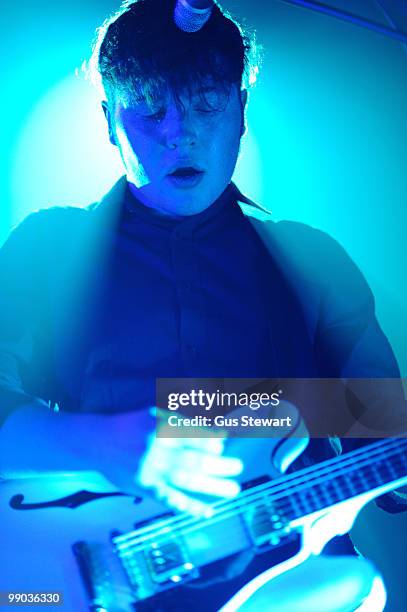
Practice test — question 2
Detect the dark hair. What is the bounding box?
[88,0,260,107]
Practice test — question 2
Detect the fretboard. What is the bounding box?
[114,439,407,555]
[269,438,407,521]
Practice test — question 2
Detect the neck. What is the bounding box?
[128,183,185,218]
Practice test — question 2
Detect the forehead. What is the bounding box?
[114,76,234,109]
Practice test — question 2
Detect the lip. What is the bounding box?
[166,162,205,189]
[167,161,204,176]
[167,171,205,189]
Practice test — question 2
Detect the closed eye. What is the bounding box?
[194,106,220,114]
[193,101,226,115]
[143,109,166,122]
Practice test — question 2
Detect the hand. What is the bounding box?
[136,426,243,516]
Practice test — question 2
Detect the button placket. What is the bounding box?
[171,229,203,369]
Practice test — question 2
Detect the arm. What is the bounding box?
[311,227,407,437]
[308,226,407,508]
[0,214,44,424]
[250,217,407,435]
[0,212,151,492]
[0,403,154,493]
[252,218,407,509]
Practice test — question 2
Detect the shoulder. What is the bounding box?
[242,208,372,304]
[0,205,105,294]
[234,185,359,283]
[6,205,89,240]
[271,220,358,273]
[272,220,371,294]
[233,185,350,264]
[2,178,127,261]
[243,203,341,255]
[246,214,347,263]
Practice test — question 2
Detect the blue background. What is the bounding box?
[1,1,406,609]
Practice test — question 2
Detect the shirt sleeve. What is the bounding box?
[0,213,51,424]
[299,225,407,511]
[310,227,401,377]
[308,227,407,435]
[254,218,407,512]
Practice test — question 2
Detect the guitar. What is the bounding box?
[1,435,406,611]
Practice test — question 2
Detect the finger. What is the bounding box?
[136,439,172,487]
[169,470,241,498]
[185,435,226,454]
[176,449,244,476]
[157,482,215,517]
[154,432,226,455]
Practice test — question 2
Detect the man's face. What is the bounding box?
[104,82,247,216]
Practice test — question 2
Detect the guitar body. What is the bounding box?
[1,473,148,611]
[1,431,406,611]
[0,434,309,611]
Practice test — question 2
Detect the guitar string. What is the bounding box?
[113,451,406,600]
[124,455,407,558]
[114,438,406,548]
[113,438,396,542]
[116,449,407,554]
[117,455,407,562]
[114,438,407,551]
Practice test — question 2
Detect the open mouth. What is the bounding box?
[168,166,204,187]
[169,167,203,178]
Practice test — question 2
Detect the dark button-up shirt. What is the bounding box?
[1,179,407,612]
[77,183,276,412]
[0,178,404,424]
[1,177,405,474]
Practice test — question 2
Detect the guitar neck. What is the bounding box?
[110,438,407,606]
[266,438,407,522]
[116,439,407,552]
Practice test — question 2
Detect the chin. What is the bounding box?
[169,201,206,216]
[163,193,208,215]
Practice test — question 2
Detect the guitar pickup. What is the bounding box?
[144,539,198,585]
[244,502,291,549]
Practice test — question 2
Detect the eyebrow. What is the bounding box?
[128,84,226,109]
[194,85,227,95]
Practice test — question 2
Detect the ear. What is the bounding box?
[240,89,248,109]
[102,100,118,146]
[240,89,248,137]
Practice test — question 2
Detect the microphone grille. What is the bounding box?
[174,0,214,33]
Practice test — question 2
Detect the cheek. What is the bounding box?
[117,126,156,169]
[113,126,155,188]
[210,118,242,166]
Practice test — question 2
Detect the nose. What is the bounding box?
[164,106,197,150]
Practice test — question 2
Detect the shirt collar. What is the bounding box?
[123,181,241,233]
[91,176,272,230]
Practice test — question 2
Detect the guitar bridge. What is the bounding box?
[113,527,199,602]
[73,540,137,611]
[244,501,291,549]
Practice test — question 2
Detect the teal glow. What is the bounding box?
[11,74,123,225]
[2,3,406,369]
[9,72,263,223]
[243,4,407,375]
[1,2,407,610]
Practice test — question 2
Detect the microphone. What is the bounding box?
[174,0,215,33]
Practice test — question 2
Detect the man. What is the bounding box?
[0,0,406,610]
